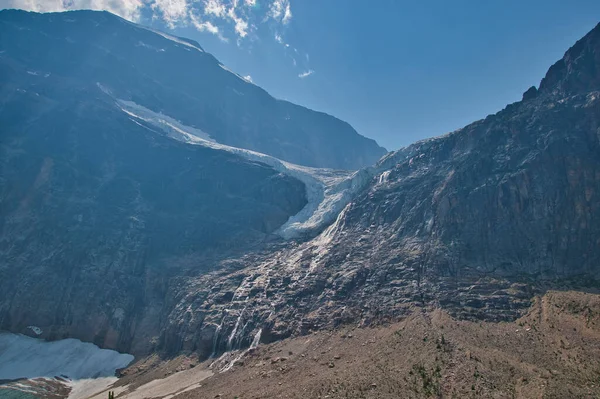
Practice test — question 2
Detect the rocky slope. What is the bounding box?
[4,290,600,398]
[176,291,600,399]
[0,9,386,170]
[157,22,600,360]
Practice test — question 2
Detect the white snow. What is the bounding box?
[0,333,133,380]
[136,40,165,52]
[27,325,42,335]
[118,100,214,143]
[218,63,255,84]
[0,333,133,399]
[114,99,376,238]
[146,28,204,52]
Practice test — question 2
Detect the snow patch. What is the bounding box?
[136,40,165,52]
[0,333,133,399]
[0,333,133,394]
[118,100,213,142]
[27,325,42,335]
[145,28,204,52]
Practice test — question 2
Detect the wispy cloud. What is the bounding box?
[226,5,248,38]
[1,0,145,21]
[151,0,190,27]
[190,11,227,42]
[3,0,292,41]
[268,0,291,24]
[4,0,314,78]
[298,69,314,79]
[204,0,226,17]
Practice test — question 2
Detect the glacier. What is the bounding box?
[113,97,382,239]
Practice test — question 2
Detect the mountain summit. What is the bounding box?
[0,9,386,170]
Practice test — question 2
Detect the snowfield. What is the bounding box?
[0,333,133,399]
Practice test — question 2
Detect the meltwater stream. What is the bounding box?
[0,332,133,399]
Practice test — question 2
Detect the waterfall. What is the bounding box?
[250,328,262,349]
[209,319,224,358]
[226,307,246,351]
[218,328,263,373]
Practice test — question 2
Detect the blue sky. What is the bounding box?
[5,1,600,150]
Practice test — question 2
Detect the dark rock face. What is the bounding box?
[522,85,538,101]
[157,23,600,360]
[0,9,386,170]
[539,22,600,96]
[0,38,307,354]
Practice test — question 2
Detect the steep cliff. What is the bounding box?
[160,23,600,360]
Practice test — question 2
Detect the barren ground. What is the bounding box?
[110,290,600,399]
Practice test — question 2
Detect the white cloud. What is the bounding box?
[190,11,228,41]
[4,0,299,51]
[151,0,189,27]
[201,0,248,39]
[203,0,225,17]
[298,69,314,78]
[2,0,145,21]
[282,2,291,24]
[243,74,253,82]
[226,6,247,38]
[268,0,291,24]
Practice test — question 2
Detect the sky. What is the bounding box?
[3,0,600,150]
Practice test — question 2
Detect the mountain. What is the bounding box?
[157,22,600,360]
[0,9,322,354]
[2,8,600,397]
[0,9,386,170]
[0,9,387,355]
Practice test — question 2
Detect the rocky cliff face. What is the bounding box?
[0,38,308,355]
[0,9,386,170]
[157,22,600,360]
